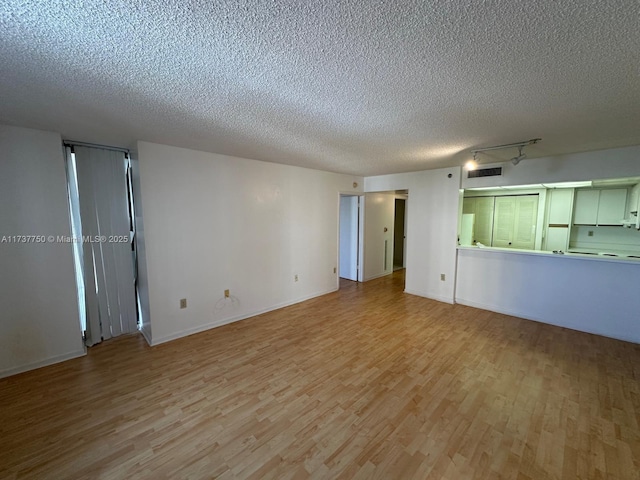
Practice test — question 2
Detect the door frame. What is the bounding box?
[337,193,364,287]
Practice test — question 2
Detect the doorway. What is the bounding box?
[339,195,361,282]
[339,191,408,286]
[64,143,139,346]
[394,196,407,270]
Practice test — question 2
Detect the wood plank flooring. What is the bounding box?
[1,270,640,479]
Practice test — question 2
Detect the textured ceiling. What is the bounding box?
[1,1,639,176]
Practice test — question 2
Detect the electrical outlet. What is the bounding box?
[294,274,299,282]
[224,289,230,298]
[440,273,445,281]
[588,230,594,237]
[180,298,187,309]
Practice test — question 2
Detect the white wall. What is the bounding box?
[339,195,358,281]
[456,248,640,344]
[137,141,363,345]
[362,192,395,281]
[0,125,84,378]
[365,167,461,303]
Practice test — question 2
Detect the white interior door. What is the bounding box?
[339,195,359,281]
[362,192,395,281]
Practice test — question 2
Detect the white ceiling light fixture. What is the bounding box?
[464,152,478,171]
[469,138,541,168]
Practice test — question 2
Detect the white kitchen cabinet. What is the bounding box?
[462,196,494,245]
[627,184,639,215]
[544,188,574,251]
[492,195,538,249]
[573,190,599,225]
[597,189,627,225]
[573,188,628,226]
[630,183,640,229]
[547,189,574,225]
[546,227,570,251]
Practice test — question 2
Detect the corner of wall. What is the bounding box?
[0,124,85,377]
[0,349,86,380]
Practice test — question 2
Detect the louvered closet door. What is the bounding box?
[492,196,516,247]
[474,197,495,246]
[462,197,474,215]
[463,197,495,246]
[512,195,539,249]
[491,195,538,249]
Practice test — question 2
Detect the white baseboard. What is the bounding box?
[404,289,455,305]
[455,297,640,345]
[363,271,392,282]
[150,288,338,346]
[139,325,152,346]
[454,298,541,324]
[0,349,86,379]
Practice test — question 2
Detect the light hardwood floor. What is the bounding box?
[1,270,640,479]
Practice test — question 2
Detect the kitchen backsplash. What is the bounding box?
[570,225,640,253]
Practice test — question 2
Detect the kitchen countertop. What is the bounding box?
[565,247,640,258]
[457,245,640,263]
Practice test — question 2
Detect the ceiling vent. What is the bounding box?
[467,166,503,178]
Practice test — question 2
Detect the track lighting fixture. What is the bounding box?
[466,138,541,169]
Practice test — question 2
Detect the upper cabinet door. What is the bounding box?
[573,188,628,226]
[629,184,640,216]
[547,189,574,225]
[597,189,627,225]
[630,184,640,229]
[573,190,600,225]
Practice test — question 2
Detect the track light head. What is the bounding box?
[465,152,478,170]
[510,146,526,166]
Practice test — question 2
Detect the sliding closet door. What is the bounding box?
[74,146,137,346]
